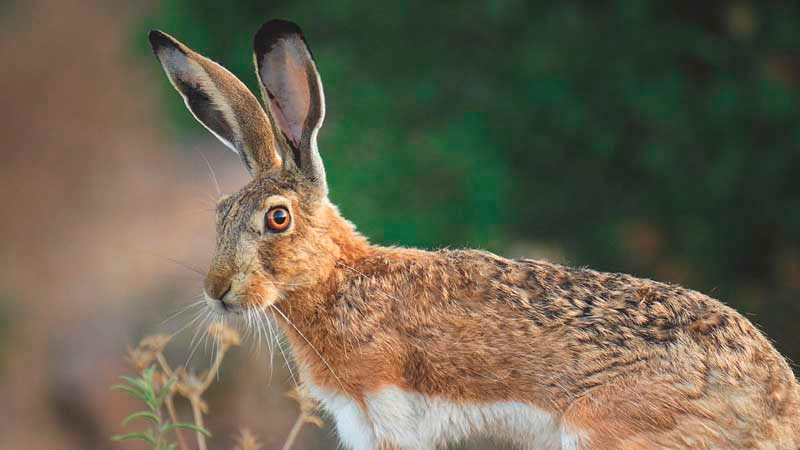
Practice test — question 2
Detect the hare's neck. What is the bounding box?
[272,204,375,391]
[274,240,432,395]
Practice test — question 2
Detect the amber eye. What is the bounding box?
[265,206,291,232]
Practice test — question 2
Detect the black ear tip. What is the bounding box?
[254,19,305,55]
[148,29,184,54]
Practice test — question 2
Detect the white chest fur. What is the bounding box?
[304,381,582,450]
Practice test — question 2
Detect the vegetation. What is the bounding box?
[112,325,322,450]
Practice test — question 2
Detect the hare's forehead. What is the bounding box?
[215,192,253,224]
[215,192,261,225]
[214,180,297,224]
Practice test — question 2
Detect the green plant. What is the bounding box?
[112,323,322,449]
[112,365,210,449]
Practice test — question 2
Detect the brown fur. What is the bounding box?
[205,177,800,448]
[150,22,800,450]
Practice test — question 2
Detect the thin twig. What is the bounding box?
[164,395,190,450]
[156,353,190,450]
[190,395,208,450]
[200,342,228,391]
[280,412,307,450]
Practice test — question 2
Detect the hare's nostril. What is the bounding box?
[218,284,232,302]
[204,276,232,301]
[204,288,238,314]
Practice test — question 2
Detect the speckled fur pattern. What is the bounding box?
[149,20,800,450]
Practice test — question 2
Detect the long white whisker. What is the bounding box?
[161,299,205,326]
[212,315,224,380]
[271,304,344,391]
[275,332,298,388]
[267,308,296,387]
[170,307,206,338]
[268,280,315,287]
[142,251,205,277]
[199,150,222,198]
[262,309,276,370]
[257,308,276,382]
[253,308,264,356]
[185,311,213,367]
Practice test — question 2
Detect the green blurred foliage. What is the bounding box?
[139,1,800,357]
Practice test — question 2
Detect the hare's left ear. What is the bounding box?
[148,30,282,176]
[254,20,327,194]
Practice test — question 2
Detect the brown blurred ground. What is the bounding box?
[0,1,340,449]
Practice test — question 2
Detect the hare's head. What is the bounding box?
[150,21,357,314]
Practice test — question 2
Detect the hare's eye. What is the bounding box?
[265,206,291,232]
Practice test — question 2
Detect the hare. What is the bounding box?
[148,20,800,450]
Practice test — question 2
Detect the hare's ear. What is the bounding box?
[253,20,327,193]
[148,30,282,175]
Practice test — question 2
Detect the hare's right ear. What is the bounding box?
[253,20,327,194]
[148,30,281,175]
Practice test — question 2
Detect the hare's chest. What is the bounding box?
[305,381,582,450]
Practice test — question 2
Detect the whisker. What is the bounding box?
[246,295,276,384]
[271,304,344,391]
[268,279,316,287]
[160,298,206,326]
[257,308,276,383]
[275,329,298,388]
[142,251,205,277]
[212,316,223,381]
[266,307,296,387]
[185,311,214,367]
[170,307,207,339]
[199,150,222,198]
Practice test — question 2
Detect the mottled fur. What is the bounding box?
[149,21,800,450]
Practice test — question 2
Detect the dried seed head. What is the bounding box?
[233,428,262,450]
[304,414,324,428]
[139,334,172,353]
[208,322,241,348]
[175,368,203,397]
[287,387,324,428]
[126,346,156,371]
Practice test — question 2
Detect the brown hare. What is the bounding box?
[148,20,800,450]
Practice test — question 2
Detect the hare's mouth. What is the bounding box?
[204,290,243,314]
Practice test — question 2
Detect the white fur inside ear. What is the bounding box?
[156,46,243,155]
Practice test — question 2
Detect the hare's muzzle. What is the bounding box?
[204,272,236,312]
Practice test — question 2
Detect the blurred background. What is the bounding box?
[1,0,799,449]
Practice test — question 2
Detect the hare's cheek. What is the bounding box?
[245,276,283,308]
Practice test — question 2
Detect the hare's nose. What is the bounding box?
[204,273,232,301]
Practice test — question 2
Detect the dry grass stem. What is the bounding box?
[282,387,324,450]
[234,428,262,450]
[117,320,322,450]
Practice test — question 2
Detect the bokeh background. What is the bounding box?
[1,0,799,449]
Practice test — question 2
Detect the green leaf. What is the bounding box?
[121,411,160,427]
[155,376,177,407]
[142,366,157,384]
[111,431,157,446]
[121,375,153,396]
[111,384,149,402]
[161,422,211,437]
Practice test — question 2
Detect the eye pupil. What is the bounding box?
[265,207,291,232]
